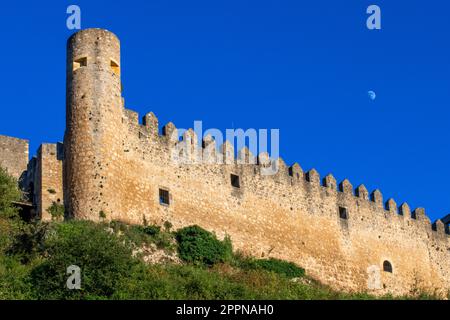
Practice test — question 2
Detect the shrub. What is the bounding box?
[109,220,128,233]
[175,225,232,266]
[0,219,15,254]
[99,210,106,219]
[233,255,305,279]
[0,167,21,219]
[134,224,174,251]
[0,168,23,254]
[113,263,182,299]
[0,255,33,299]
[153,231,176,251]
[47,202,64,221]
[0,215,27,256]
[8,222,50,263]
[143,225,160,236]
[109,221,175,252]
[29,220,138,299]
[163,221,173,232]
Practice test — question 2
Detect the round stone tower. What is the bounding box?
[64,28,123,220]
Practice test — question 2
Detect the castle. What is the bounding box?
[0,28,449,297]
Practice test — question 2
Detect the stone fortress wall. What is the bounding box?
[98,104,450,296]
[0,135,29,180]
[1,28,449,297]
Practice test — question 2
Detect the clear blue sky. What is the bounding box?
[0,1,449,222]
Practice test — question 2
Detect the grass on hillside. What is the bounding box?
[0,218,442,300]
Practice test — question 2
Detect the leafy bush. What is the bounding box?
[0,167,21,219]
[8,222,50,263]
[0,255,33,299]
[0,167,23,254]
[109,221,174,252]
[175,225,232,266]
[233,254,305,279]
[0,216,23,255]
[113,263,182,299]
[0,219,13,254]
[47,202,64,221]
[99,210,106,219]
[109,220,128,233]
[163,221,173,232]
[29,220,138,299]
[143,225,160,236]
[114,264,252,300]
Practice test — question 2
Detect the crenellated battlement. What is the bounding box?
[119,107,449,242]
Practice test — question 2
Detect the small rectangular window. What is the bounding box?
[159,189,170,205]
[339,207,348,220]
[73,57,87,71]
[230,174,240,188]
[110,59,120,75]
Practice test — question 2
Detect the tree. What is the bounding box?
[0,167,21,218]
[30,221,137,299]
[0,167,22,254]
[47,202,65,221]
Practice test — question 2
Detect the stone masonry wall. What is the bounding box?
[0,134,29,180]
[78,107,449,297]
[36,143,64,221]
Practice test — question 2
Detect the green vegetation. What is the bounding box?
[0,219,444,300]
[99,210,106,219]
[0,168,23,256]
[163,220,173,232]
[47,202,65,221]
[30,221,136,299]
[232,254,305,278]
[0,167,445,300]
[0,167,21,219]
[175,225,232,266]
[143,225,161,236]
[110,220,175,252]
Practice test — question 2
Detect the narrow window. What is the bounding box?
[339,207,348,220]
[383,260,393,273]
[73,57,87,71]
[110,59,120,75]
[289,167,299,179]
[230,174,240,188]
[159,189,170,206]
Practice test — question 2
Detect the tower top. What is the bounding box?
[67,28,121,78]
[68,28,120,43]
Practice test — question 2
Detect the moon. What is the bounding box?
[368,90,376,100]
